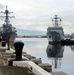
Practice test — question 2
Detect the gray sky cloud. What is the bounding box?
[0,3,4,9]
[0,0,74,34]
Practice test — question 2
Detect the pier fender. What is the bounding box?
[38,63,52,72]
[23,54,36,59]
[31,58,42,64]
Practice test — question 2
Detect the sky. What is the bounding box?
[0,0,74,34]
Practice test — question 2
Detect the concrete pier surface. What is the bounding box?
[51,72,67,75]
[0,46,35,75]
[0,45,67,75]
[0,66,35,75]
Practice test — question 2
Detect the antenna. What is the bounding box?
[6,5,7,10]
[0,6,15,25]
[52,15,62,27]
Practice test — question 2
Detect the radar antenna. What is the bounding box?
[0,5,15,25]
[52,15,61,27]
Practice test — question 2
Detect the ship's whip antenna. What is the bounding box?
[6,5,7,10]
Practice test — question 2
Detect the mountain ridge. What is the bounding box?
[16,29,46,36]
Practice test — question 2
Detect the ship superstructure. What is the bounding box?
[47,15,64,43]
[0,6,17,45]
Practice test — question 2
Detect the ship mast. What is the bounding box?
[0,5,14,25]
[52,15,61,27]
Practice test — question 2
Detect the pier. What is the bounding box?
[0,41,67,75]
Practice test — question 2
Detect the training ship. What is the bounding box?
[47,15,64,44]
[0,6,17,45]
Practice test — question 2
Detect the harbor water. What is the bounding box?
[16,38,74,75]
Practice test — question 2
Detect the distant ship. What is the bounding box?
[47,15,64,44]
[0,6,17,45]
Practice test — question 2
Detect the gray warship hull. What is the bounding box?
[1,31,17,45]
[0,6,17,45]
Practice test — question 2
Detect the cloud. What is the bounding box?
[0,3,4,10]
[0,0,74,34]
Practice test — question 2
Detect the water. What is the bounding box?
[16,38,74,75]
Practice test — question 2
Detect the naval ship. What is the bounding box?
[47,15,64,44]
[0,6,17,45]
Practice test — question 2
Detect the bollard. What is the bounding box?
[8,41,24,66]
[14,41,24,60]
[2,41,6,47]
